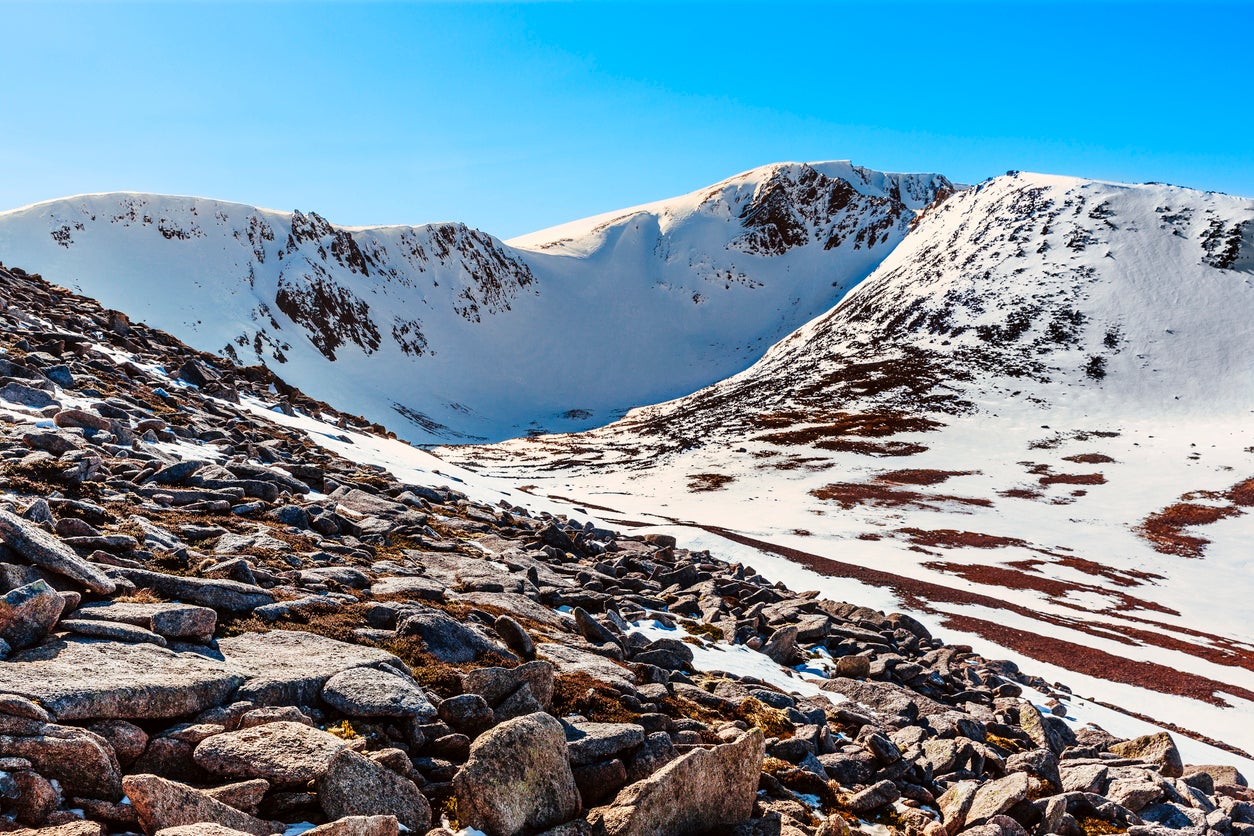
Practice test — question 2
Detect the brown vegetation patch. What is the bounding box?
[551,671,640,724]
[999,487,1045,500]
[876,469,976,486]
[1063,453,1116,464]
[1039,472,1106,486]
[754,411,943,455]
[810,482,992,512]
[687,473,735,492]
[819,440,930,456]
[1139,502,1240,558]
[1138,475,1254,558]
[901,529,1025,549]
[697,526,1254,699]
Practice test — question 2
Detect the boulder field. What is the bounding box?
[0,263,1248,836]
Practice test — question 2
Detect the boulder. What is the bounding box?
[397,607,514,663]
[218,630,409,706]
[595,729,764,836]
[317,748,432,833]
[965,772,1030,827]
[201,779,270,815]
[0,580,65,650]
[154,826,257,836]
[0,722,122,799]
[123,774,280,836]
[453,712,581,836]
[11,823,105,836]
[849,780,901,814]
[193,721,347,785]
[565,721,645,767]
[0,638,243,720]
[321,666,436,720]
[762,625,799,665]
[1109,733,1184,778]
[0,509,116,594]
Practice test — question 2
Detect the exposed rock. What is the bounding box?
[193,721,347,785]
[303,816,400,836]
[0,579,65,650]
[565,720,645,767]
[762,625,799,665]
[0,509,116,594]
[594,729,764,836]
[0,638,243,720]
[74,601,218,642]
[217,630,408,706]
[397,606,514,663]
[123,774,281,836]
[965,772,1030,827]
[321,666,436,720]
[453,712,581,836]
[0,722,122,798]
[201,779,270,815]
[849,780,901,813]
[317,748,432,833]
[538,643,635,693]
[106,568,272,613]
[1109,733,1184,778]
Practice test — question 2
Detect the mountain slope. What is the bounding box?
[446,172,1254,756]
[0,161,952,443]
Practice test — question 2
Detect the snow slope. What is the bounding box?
[0,161,952,443]
[445,173,1254,759]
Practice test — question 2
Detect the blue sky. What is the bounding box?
[2,1,1251,238]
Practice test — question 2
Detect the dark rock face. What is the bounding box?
[0,262,1243,836]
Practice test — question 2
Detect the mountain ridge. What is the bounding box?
[0,160,954,444]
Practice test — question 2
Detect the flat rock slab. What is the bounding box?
[74,601,218,642]
[0,638,244,721]
[106,567,273,613]
[370,575,447,602]
[565,721,646,767]
[193,721,347,785]
[218,630,409,706]
[321,667,436,721]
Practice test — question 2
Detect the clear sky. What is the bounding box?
[2,1,1251,239]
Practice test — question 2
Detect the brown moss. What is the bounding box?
[737,697,794,738]
[1139,502,1240,558]
[551,671,640,723]
[1063,453,1116,464]
[677,621,722,643]
[1039,472,1106,486]
[810,482,992,511]
[876,469,975,485]
[687,473,735,493]
[1076,816,1127,836]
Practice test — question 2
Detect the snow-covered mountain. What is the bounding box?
[447,172,1254,759]
[0,161,952,442]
